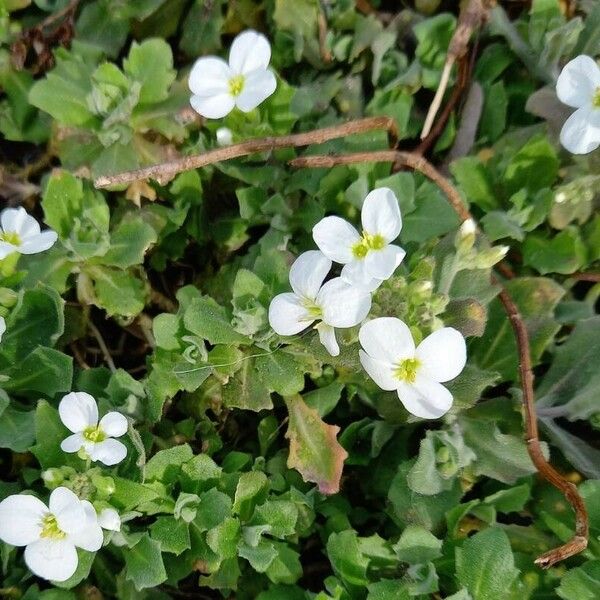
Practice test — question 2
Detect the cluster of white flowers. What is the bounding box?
[556,55,600,155]
[0,487,119,582]
[0,393,126,580]
[269,187,467,419]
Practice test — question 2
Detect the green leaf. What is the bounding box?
[87,266,146,317]
[393,525,442,564]
[503,135,559,194]
[29,46,97,126]
[222,358,273,411]
[284,395,348,495]
[1,347,73,396]
[557,560,600,600]
[102,218,157,268]
[183,295,248,345]
[523,228,587,275]
[450,157,498,211]
[150,516,191,555]
[207,517,241,560]
[0,286,64,364]
[124,39,176,104]
[455,528,519,600]
[124,534,167,590]
[233,471,269,520]
[327,530,369,588]
[0,405,35,452]
[255,352,305,397]
[145,444,194,483]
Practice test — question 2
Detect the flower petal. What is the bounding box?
[416,327,467,383]
[397,377,453,419]
[50,487,86,535]
[98,508,121,531]
[89,438,128,466]
[59,392,98,433]
[341,260,382,291]
[560,107,600,154]
[269,293,314,336]
[316,323,339,356]
[68,501,103,552]
[0,207,27,235]
[313,216,361,264]
[361,187,402,242]
[190,92,236,119]
[60,433,85,453]
[99,412,128,438]
[359,350,398,391]
[19,230,58,254]
[289,250,331,300]
[364,244,405,280]
[0,242,17,259]
[0,494,46,546]
[0,316,5,342]
[188,57,231,96]
[359,317,415,364]
[317,278,371,328]
[235,69,277,112]
[24,538,78,582]
[229,30,272,74]
[556,55,600,109]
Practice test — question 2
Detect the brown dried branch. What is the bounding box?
[94,117,398,189]
[569,272,600,283]
[420,0,495,139]
[288,150,588,568]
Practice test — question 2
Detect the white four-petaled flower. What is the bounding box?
[556,55,600,154]
[313,188,406,291]
[268,251,371,356]
[0,487,103,582]
[358,317,466,419]
[0,207,57,260]
[59,392,128,466]
[189,30,277,119]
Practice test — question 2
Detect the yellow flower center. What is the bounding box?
[83,425,106,443]
[40,513,66,540]
[351,233,386,259]
[593,87,600,108]
[302,299,322,319]
[0,231,21,246]
[228,74,245,97]
[394,358,421,384]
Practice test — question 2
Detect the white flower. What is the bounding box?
[0,207,57,260]
[59,392,128,466]
[358,318,466,419]
[0,487,103,582]
[98,508,121,532]
[216,126,233,146]
[555,55,600,154]
[268,250,371,356]
[189,30,277,119]
[0,316,5,343]
[313,188,406,291]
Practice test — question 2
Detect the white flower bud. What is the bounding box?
[216,127,233,146]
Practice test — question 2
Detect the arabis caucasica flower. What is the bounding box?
[189,30,276,119]
[268,250,371,356]
[0,316,5,343]
[0,206,57,260]
[313,188,406,291]
[555,55,600,154]
[59,392,128,466]
[0,487,102,581]
[358,318,466,419]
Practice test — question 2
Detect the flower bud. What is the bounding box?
[42,468,64,489]
[216,127,233,146]
[473,246,509,269]
[91,473,116,499]
[455,219,477,253]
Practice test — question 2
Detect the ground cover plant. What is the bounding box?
[0,0,599,598]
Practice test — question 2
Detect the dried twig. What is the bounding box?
[88,321,116,373]
[288,149,589,568]
[569,272,600,283]
[420,0,495,139]
[94,117,398,189]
